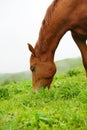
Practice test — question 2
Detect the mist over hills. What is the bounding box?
[56,57,82,74]
[0,57,82,85]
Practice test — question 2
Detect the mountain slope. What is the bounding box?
[55,57,82,74]
[0,57,82,84]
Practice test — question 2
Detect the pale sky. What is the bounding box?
[0,0,81,73]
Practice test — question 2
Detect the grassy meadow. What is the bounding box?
[0,63,87,129]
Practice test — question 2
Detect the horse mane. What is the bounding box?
[35,0,59,55]
[42,0,59,27]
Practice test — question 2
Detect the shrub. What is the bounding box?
[0,87,9,99]
[66,69,80,77]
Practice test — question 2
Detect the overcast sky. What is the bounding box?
[0,0,81,73]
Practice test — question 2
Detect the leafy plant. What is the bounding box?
[0,87,9,99]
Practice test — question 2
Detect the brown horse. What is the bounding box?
[28,0,87,92]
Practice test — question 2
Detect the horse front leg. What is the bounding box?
[71,31,87,77]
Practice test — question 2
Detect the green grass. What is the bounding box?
[0,66,87,130]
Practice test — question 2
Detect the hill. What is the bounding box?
[0,66,87,129]
[0,57,82,85]
[0,71,31,85]
[55,57,82,74]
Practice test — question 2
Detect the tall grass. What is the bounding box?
[0,66,87,130]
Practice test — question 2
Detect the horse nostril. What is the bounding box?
[34,87,40,93]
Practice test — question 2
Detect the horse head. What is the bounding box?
[28,44,56,92]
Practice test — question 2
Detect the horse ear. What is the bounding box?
[27,43,35,56]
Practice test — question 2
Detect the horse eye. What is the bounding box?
[30,66,35,72]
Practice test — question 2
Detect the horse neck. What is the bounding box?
[35,0,72,61]
[35,24,67,61]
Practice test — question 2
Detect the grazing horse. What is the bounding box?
[28,0,87,92]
